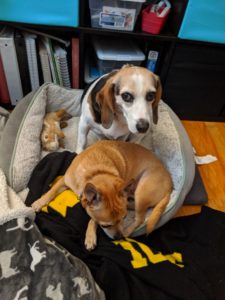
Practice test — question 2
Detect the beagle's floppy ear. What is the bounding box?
[96,80,116,129]
[152,75,162,124]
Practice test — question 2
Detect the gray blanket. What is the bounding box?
[0,168,104,300]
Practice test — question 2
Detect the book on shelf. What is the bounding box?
[0,25,73,106]
[38,39,52,83]
[41,37,60,85]
[0,27,23,105]
[17,24,70,87]
[53,43,71,88]
[14,30,31,95]
[23,32,40,91]
[72,37,79,89]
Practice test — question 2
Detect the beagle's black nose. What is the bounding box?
[136,119,149,133]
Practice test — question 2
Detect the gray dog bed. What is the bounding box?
[0,83,196,235]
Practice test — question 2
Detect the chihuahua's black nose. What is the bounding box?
[114,233,123,240]
[136,119,149,133]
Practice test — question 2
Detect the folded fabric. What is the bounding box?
[0,168,34,225]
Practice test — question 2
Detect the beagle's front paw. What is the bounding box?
[84,232,97,251]
[75,146,83,155]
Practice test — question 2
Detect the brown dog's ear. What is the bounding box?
[123,178,138,197]
[96,81,115,129]
[83,182,101,208]
[152,75,162,124]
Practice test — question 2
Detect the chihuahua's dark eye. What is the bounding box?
[121,92,134,103]
[146,91,155,102]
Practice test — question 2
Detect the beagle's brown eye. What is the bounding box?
[121,92,134,103]
[146,92,155,102]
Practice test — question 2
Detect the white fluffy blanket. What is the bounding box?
[0,168,34,225]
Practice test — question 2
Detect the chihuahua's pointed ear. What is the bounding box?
[96,80,115,129]
[83,182,101,208]
[152,75,162,125]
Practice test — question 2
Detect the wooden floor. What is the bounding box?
[175,121,225,217]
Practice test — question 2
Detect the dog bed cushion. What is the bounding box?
[0,106,10,142]
[0,83,200,235]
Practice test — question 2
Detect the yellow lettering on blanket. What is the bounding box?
[114,238,184,269]
[41,189,80,217]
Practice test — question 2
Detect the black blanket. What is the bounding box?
[26,151,225,300]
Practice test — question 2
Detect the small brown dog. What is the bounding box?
[32,140,172,250]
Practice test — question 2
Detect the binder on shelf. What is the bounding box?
[14,30,31,95]
[53,44,63,86]
[38,39,52,83]
[0,27,23,105]
[0,55,10,104]
[53,44,71,88]
[42,37,60,85]
[72,38,79,89]
[23,33,40,91]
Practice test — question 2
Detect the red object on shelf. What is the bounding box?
[72,37,80,89]
[0,56,10,104]
[141,4,170,35]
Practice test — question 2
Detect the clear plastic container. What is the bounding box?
[89,0,146,31]
[93,37,145,75]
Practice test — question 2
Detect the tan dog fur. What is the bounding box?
[32,140,172,250]
[41,109,71,151]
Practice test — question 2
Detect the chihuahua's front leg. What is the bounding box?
[32,177,66,212]
[85,219,98,251]
[76,115,90,154]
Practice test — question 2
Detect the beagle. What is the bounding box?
[76,65,162,153]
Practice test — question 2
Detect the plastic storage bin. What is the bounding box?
[89,0,146,31]
[0,0,79,27]
[93,37,145,75]
[179,0,225,44]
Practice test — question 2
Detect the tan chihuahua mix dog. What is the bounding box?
[32,140,172,250]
